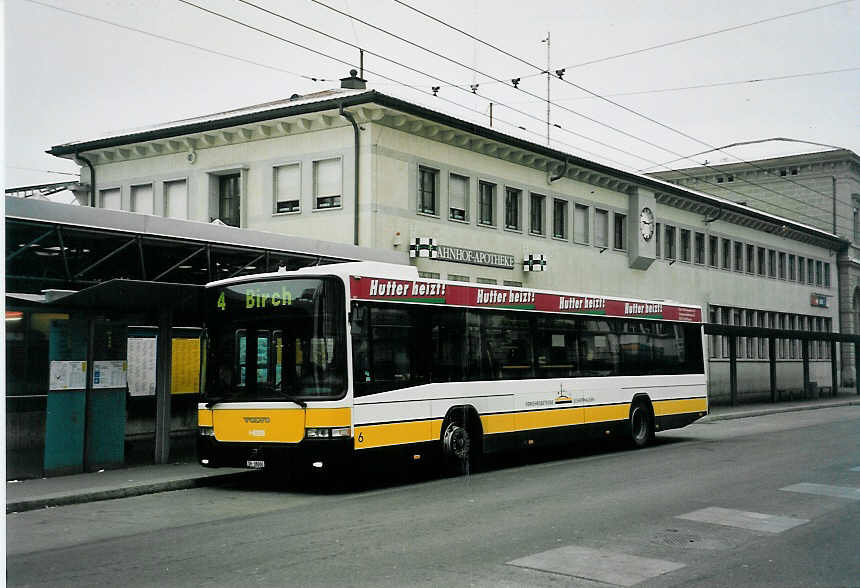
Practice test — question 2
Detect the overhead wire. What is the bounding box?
[21,0,335,83]
[393,0,855,84]
[303,0,855,225]
[504,66,860,103]
[388,0,857,225]
[177,0,844,228]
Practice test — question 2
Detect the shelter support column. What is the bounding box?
[154,309,173,464]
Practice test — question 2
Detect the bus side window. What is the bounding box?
[367,305,428,393]
[430,308,466,383]
[578,319,619,376]
[535,316,578,378]
[483,312,534,379]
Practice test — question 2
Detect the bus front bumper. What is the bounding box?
[197,436,353,470]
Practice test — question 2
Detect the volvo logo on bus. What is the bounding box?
[243,417,271,423]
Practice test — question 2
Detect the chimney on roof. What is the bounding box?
[340,69,366,90]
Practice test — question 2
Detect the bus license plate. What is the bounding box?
[246,460,265,469]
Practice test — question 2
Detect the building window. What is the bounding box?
[613,213,627,250]
[734,308,744,358]
[709,307,719,358]
[478,181,495,226]
[655,223,661,257]
[758,311,767,358]
[664,225,676,260]
[274,163,301,213]
[505,187,521,230]
[721,307,730,357]
[553,199,568,239]
[418,271,440,279]
[680,229,691,262]
[448,274,470,283]
[778,314,787,358]
[574,203,589,243]
[734,242,743,272]
[778,252,786,279]
[807,259,814,284]
[418,166,438,215]
[708,235,718,267]
[767,250,776,278]
[449,173,469,221]
[746,309,756,359]
[721,238,731,269]
[313,158,342,209]
[595,209,609,248]
[530,193,545,235]
[503,280,523,287]
[798,256,805,283]
[788,254,796,281]
[694,232,705,264]
[746,244,755,275]
[218,173,241,227]
[789,315,798,358]
[99,187,121,210]
[131,184,153,214]
[476,277,497,285]
[824,262,831,287]
[163,179,188,219]
[814,260,823,286]
[757,247,766,276]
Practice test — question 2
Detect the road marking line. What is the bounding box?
[677,507,808,533]
[507,545,684,587]
[781,483,860,500]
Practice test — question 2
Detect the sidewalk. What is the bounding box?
[7,394,859,514]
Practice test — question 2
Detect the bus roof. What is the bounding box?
[207,261,702,322]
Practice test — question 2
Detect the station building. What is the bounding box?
[651,148,860,384]
[6,71,849,477]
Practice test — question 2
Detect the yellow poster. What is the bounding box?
[171,338,200,394]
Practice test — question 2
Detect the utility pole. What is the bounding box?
[542,32,550,146]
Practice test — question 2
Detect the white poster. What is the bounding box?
[49,360,87,390]
[93,360,128,389]
[127,337,157,396]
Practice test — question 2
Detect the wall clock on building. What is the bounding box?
[639,207,654,241]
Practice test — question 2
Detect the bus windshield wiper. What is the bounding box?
[204,397,222,409]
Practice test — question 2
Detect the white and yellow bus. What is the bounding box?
[198,262,707,474]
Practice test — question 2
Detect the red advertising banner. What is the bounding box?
[349,276,702,322]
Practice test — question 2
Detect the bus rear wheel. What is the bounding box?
[627,400,654,449]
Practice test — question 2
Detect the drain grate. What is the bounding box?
[653,529,700,546]
[651,528,731,551]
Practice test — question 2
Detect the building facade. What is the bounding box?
[651,149,860,385]
[47,73,847,400]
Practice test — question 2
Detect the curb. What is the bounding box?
[6,471,252,514]
[701,398,860,423]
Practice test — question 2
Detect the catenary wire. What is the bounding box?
[301,0,856,225]
[22,0,335,83]
[501,66,860,103]
[178,0,843,228]
[387,0,856,224]
[393,0,855,83]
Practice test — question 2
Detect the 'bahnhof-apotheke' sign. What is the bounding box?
[436,244,515,269]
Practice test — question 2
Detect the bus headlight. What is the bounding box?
[305,427,350,439]
[199,426,215,437]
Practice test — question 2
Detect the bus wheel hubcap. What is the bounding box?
[443,424,469,459]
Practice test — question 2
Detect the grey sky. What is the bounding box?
[4,0,859,195]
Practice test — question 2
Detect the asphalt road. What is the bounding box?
[7,407,860,587]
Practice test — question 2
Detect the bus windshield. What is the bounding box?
[203,277,346,402]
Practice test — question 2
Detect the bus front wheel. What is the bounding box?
[627,400,655,448]
[442,421,472,474]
